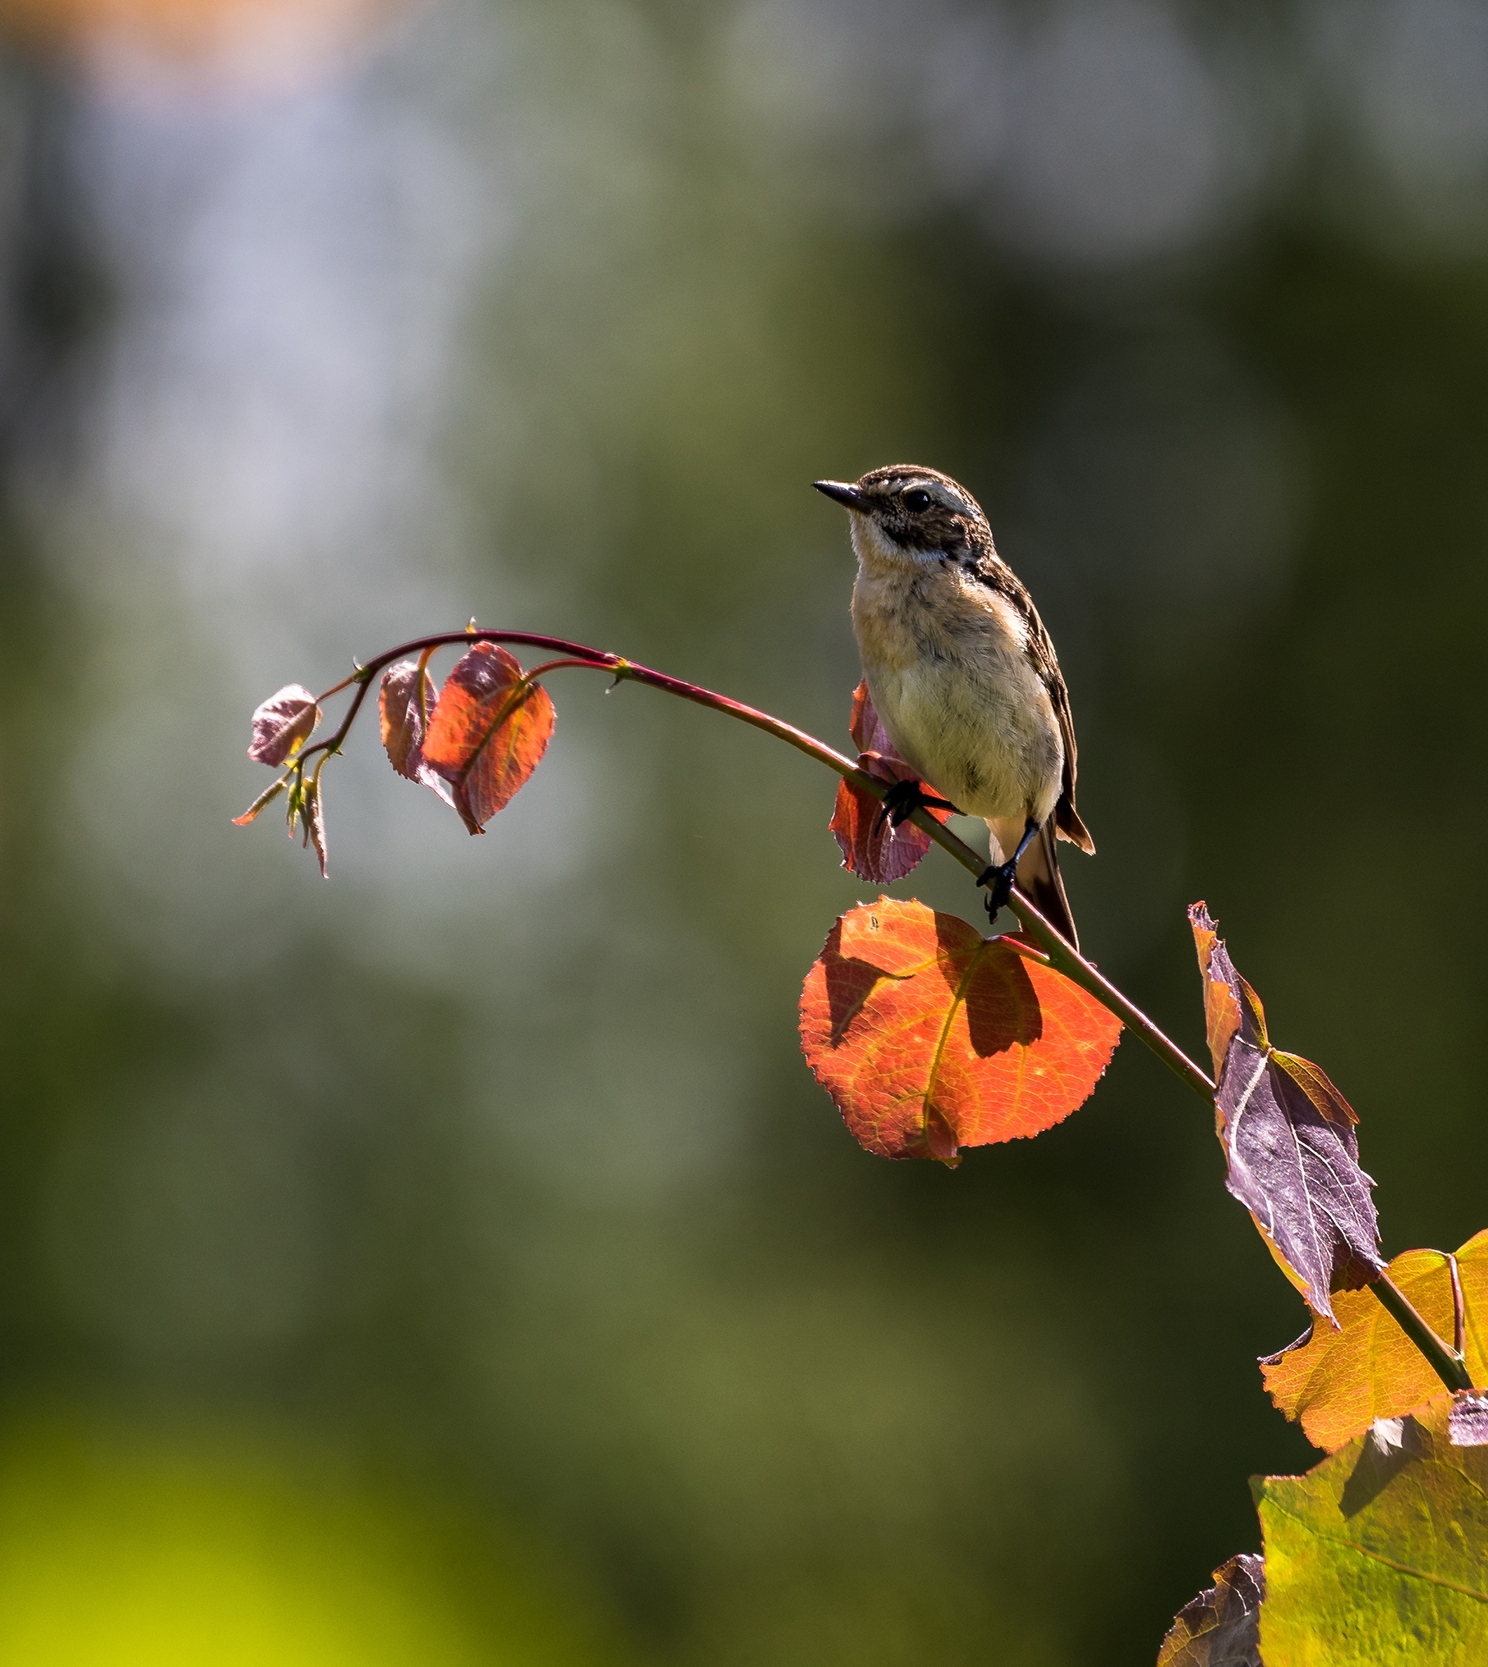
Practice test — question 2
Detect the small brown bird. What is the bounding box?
[815,464,1093,947]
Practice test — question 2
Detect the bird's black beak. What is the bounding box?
[813,479,869,512]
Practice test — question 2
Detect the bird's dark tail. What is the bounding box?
[1014,817,1078,951]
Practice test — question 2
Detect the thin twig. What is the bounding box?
[285,627,1216,1105]
[299,632,612,767]
[258,624,1488,1397]
[1449,1253,1468,1360]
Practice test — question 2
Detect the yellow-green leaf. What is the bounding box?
[1255,1397,1488,1665]
[1261,1230,1488,1451]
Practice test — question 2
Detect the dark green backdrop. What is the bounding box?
[0,5,1484,1662]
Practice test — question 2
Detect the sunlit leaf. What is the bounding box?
[1189,906,1243,1078]
[379,656,454,808]
[1262,1230,1488,1451]
[1254,1397,1488,1664]
[247,684,320,765]
[284,773,303,835]
[380,658,431,778]
[829,681,952,884]
[1189,904,1380,1323]
[1156,1552,1263,1667]
[422,644,555,835]
[799,897,1121,1163]
[303,773,327,878]
[232,775,287,826]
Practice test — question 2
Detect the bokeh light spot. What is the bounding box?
[0,1419,615,1667]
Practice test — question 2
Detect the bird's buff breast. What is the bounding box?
[851,564,1062,824]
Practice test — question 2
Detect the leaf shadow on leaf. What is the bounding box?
[1338,1418,1428,1518]
[422,643,556,834]
[801,898,1121,1163]
[954,929,1043,1058]
[818,920,886,1047]
[1254,1397,1488,1663]
[819,913,1046,1063]
[1260,1230,1488,1452]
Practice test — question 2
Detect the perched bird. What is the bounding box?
[815,464,1093,947]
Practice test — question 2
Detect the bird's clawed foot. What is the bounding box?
[977,860,1018,923]
[874,779,960,834]
[978,817,1040,925]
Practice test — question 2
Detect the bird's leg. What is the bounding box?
[977,817,1039,924]
[874,779,961,834]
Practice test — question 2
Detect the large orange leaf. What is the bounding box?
[799,897,1121,1163]
[1261,1229,1488,1451]
[422,644,555,835]
[830,682,951,884]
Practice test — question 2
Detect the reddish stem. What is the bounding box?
[288,628,1214,1104]
[1449,1253,1468,1359]
[259,623,1486,1404]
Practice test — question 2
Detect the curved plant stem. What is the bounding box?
[265,623,1484,1396]
[1449,1254,1468,1358]
[295,628,1215,1104]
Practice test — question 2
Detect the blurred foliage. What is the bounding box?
[0,1413,618,1665]
[0,3,1486,1664]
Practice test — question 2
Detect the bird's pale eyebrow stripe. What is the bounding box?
[877,475,979,519]
[899,478,958,505]
[929,486,975,516]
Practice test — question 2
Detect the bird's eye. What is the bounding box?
[902,489,931,513]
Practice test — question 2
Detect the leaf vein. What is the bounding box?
[920,945,984,1146]
[1266,1503,1488,1603]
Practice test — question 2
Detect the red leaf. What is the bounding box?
[379,657,454,808]
[799,897,1121,1163]
[422,644,555,835]
[830,682,951,884]
[847,677,895,758]
[248,684,320,765]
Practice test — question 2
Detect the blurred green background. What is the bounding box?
[0,1,1485,1661]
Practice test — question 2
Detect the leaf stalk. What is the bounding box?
[288,627,1215,1105]
[257,623,1477,1397]
[1371,1270,1474,1395]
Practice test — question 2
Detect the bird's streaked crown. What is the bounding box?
[814,465,991,559]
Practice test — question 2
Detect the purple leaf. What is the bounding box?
[379,658,454,808]
[1156,1552,1263,1667]
[248,684,320,765]
[1191,905,1381,1325]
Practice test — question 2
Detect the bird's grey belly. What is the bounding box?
[866,651,1062,824]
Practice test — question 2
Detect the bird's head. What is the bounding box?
[813,465,992,570]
